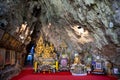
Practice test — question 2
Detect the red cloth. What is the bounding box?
[11,69,118,80]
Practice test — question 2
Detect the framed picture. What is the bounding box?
[60,58,68,67]
[113,68,119,74]
[13,40,17,49]
[0,48,6,69]
[5,50,11,65]
[15,41,20,49]
[1,33,10,47]
[0,29,4,41]
[1,33,9,42]
[10,50,15,65]
[96,62,102,69]
[11,39,16,48]
[8,36,13,47]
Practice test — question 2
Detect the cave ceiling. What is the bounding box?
[0,0,120,66]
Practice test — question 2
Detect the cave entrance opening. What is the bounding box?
[25,45,35,67]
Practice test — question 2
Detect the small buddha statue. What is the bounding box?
[71,54,80,69]
[74,54,80,64]
[71,53,87,75]
[107,61,112,75]
[52,52,56,59]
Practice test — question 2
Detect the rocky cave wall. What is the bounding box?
[0,0,120,66]
[29,0,120,66]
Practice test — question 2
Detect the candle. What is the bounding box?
[34,62,37,72]
[56,61,58,71]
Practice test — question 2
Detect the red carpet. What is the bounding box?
[11,68,118,80]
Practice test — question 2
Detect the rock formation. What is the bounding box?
[0,0,120,67]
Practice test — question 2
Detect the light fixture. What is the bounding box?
[30,30,33,35]
[96,55,100,59]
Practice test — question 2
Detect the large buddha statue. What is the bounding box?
[42,44,51,59]
[35,35,44,56]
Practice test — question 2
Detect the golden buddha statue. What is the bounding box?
[50,43,54,53]
[42,43,51,59]
[74,54,81,64]
[35,35,44,56]
[49,43,57,58]
[71,54,87,75]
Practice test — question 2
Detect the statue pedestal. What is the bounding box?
[71,72,87,76]
[70,64,87,76]
[59,58,69,71]
[37,58,56,72]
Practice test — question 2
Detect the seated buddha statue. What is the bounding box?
[70,53,87,75]
[71,54,80,69]
[74,54,80,64]
[50,43,54,53]
[42,44,51,59]
[35,35,44,56]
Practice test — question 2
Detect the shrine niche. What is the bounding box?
[59,53,69,71]
[58,41,70,71]
[91,55,106,75]
[34,35,57,72]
